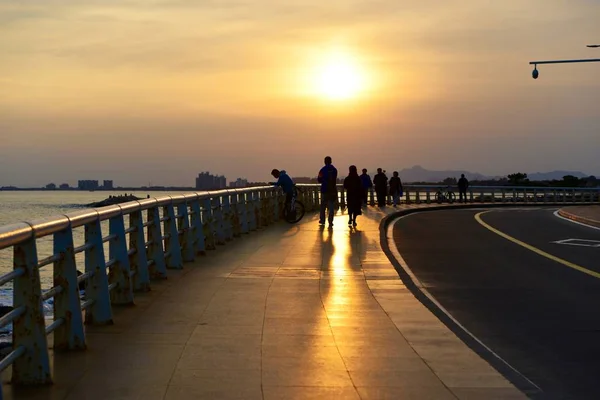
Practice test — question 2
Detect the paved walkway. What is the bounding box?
[3,206,526,400]
[558,205,600,228]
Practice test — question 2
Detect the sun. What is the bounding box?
[313,51,366,101]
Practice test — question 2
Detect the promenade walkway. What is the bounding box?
[3,206,526,400]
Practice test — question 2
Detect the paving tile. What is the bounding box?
[263,386,361,400]
[164,385,262,400]
[450,387,530,399]
[262,366,354,387]
[66,385,167,400]
[357,385,456,400]
[169,368,261,387]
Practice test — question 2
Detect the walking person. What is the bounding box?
[359,168,373,206]
[458,174,469,203]
[318,156,338,227]
[389,171,403,207]
[373,168,388,207]
[344,165,363,226]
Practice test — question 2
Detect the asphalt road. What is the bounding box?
[393,208,600,400]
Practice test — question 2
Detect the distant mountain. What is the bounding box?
[397,166,496,183]
[527,171,589,181]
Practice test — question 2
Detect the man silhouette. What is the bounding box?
[373,168,388,207]
[458,174,469,203]
[318,156,338,227]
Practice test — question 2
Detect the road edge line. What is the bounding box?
[553,210,600,231]
[379,207,543,398]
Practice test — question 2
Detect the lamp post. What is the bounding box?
[530,45,600,79]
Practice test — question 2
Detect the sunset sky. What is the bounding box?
[1,0,599,187]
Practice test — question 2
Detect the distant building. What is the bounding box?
[195,172,227,190]
[229,178,249,188]
[78,180,99,190]
[103,180,114,190]
[45,183,56,190]
[59,183,70,189]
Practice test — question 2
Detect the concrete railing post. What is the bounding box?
[108,214,134,305]
[425,189,431,204]
[129,210,150,291]
[339,188,346,210]
[163,204,183,269]
[84,218,113,325]
[177,203,195,262]
[190,199,206,254]
[146,206,167,279]
[12,237,52,385]
[53,226,86,350]
[501,189,506,203]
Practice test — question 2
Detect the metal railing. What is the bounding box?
[332,184,599,208]
[0,183,597,389]
[0,186,321,388]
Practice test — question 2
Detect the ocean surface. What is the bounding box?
[0,190,194,339]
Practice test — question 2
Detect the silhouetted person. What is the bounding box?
[318,156,338,227]
[389,171,403,207]
[373,168,388,207]
[458,174,469,203]
[359,168,373,206]
[344,165,363,226]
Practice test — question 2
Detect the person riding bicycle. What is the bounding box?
[271,169,295,210]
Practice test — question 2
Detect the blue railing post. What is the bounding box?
[177,203,194,262]
[230,193,241,237]
[146,206,167,279]
[222,194,234,240]
[239,193,249,234]
[212,196,226,245]
[272,190,279,222]
[163,203,183,269]
[108,214,134,305]
[84,218,113,324]
[53,226,86,350]
[190,199,206,255]
[202,198,216,250]
[12,237,52,385]
[128,210,150,291]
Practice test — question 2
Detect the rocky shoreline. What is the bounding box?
[86,194,144,208]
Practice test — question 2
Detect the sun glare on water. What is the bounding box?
[311,50,367,101]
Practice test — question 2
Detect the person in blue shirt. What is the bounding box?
[271,169,295,210]
[360,168,373,206]
[317,156,338,227]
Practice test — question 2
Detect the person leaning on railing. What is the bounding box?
[271,169,295,211]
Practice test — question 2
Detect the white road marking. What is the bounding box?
[552,238,600,248]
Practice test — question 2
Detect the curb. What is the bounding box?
[557,208,600,228]
[378,204,547,399]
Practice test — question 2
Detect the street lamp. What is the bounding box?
[530,45,600,79]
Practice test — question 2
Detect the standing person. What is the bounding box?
[318,156,338,227]
[458,173,469,203]
[373,168,388,207]
[359,168,373,206]
[389,171,403,207]
[344,165,363,226]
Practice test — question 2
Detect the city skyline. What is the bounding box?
[1,1,599,187]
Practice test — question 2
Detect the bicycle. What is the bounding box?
[281,185,305,223]
[435,186,456,204]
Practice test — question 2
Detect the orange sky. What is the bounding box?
[1,0,599,186]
